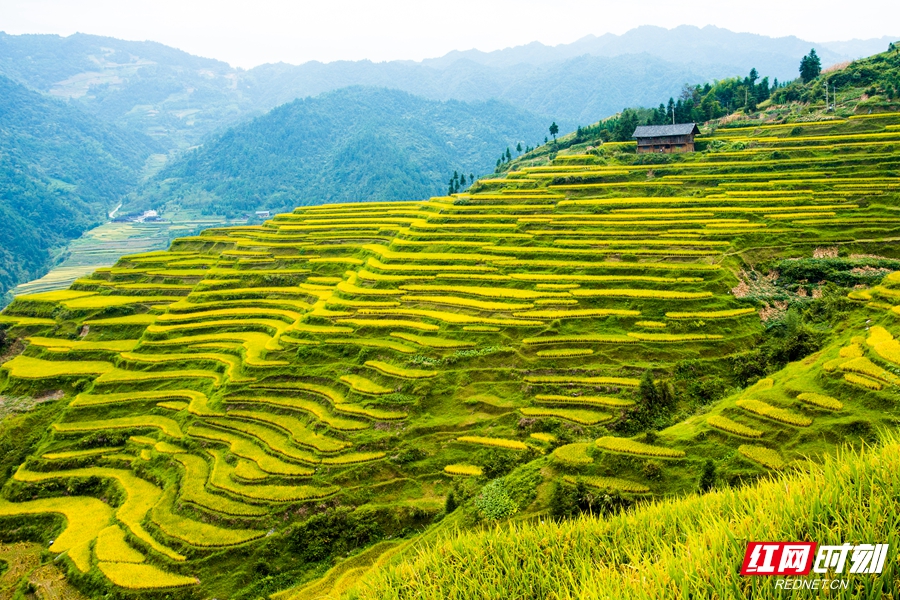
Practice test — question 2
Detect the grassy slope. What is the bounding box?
[352,436,900,599]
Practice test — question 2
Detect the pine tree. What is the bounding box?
[516,142,522,153]
[459,173,466,187]
[549,122,559,141]
[445,490,458,513]
[505,147,512,161]
[639,370,661,410]
[800,49,822,83]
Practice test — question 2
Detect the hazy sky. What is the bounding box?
[2,0,898,69]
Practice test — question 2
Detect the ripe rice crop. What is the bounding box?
[54,416,184,438]
[533,298,579,305]
[520,407,612,425]
[839,344,863,358]
[797,393,843,410]
[321,451,387,465]
[152,487,265,547]
[337,318,439,331]
[867,326,900,365]
[570,475,650,493]
[706,415,763,438]
[735,399,812,427]
[325,337,417,354]
[525,375,640,387]
[594,436,685,458]
[368,257,496,273]
[62,295,180,309]
[456,436,529,450]
[443,464,484,476]
[635,321,666,328]
[463,326,500,332]
[738,445,785,470]
[27,337,138,352]
[530,432,557,443]
[390,332,474,348]
[14,466,184,561]
[0,315,56,326]
[97,562,197,589]
[356,268,435,282]
[665,308,756,319]
[42,447,124,460]
[399,295,533,311]
[205,448,336,502]
[334,403,408,420]
[340,374,394,395]
[2,355,114,379]
[535,394,633,407]
[95,368,224,386]
[627,333,724,342]
[551,443,594,466]
[0,496,113,571]
[365,360,437,379]
[173,454,267,516]
[225,410,349,452]
[95,525,145,563]
[515,309,640,319]
[838,356,899,384]
[494,259,721,271]
[400,284,562,299]
[510,274,704,284]
[523,334,631,345]
[570,289,713,300]
[536,348,594,357]
[843,373,883,390]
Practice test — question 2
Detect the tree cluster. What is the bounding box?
[447,170,474,195]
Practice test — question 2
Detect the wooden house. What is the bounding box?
[632,123,700,154]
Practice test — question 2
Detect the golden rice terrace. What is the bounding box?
[1,112,900,597]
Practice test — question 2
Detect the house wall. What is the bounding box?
[636,134,695,154]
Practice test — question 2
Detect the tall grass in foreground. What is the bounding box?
[351,437,900,599]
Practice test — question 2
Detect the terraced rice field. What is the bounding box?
[0,112,899,596]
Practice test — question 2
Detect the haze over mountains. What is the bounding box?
[1,26,892,151]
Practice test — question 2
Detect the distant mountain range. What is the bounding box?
[126,87,547,216]
[2,27,895,151]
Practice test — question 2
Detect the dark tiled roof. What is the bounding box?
[632,123,700,138]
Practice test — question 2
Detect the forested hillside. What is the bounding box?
[0,75,156,301]
[126,87,548,216]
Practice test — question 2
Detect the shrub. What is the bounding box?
[474,480,518,521]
